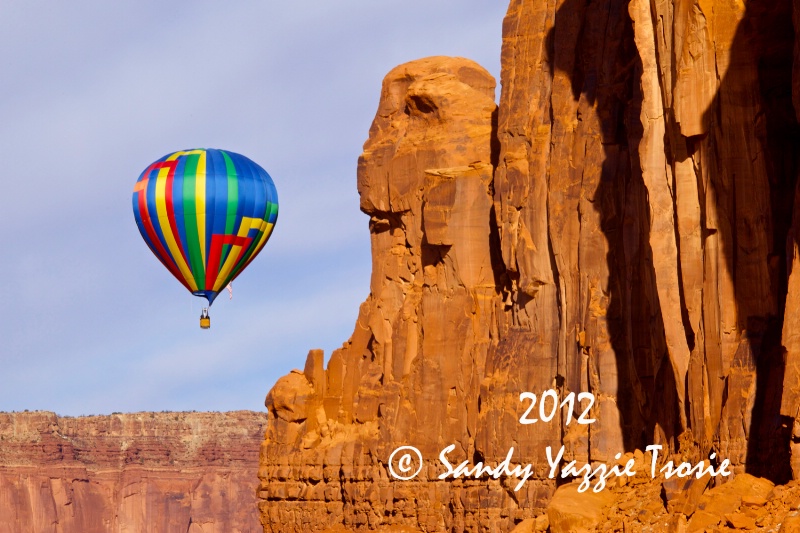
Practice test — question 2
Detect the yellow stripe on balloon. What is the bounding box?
[154,164,198,291]
[168,149,207,275]
[250,221,275,259]
[232,220,275,278]
[211,217,266,290]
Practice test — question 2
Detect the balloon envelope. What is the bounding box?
[132,148,278,305]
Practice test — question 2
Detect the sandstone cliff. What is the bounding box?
[0,410,265,533]
[259,0,800,531]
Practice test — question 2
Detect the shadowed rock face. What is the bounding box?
[0,411,266,533]
[260,1,800,531]
[493,0,799,479]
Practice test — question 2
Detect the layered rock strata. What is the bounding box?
[0,410,265,533]
[260,0,800,531]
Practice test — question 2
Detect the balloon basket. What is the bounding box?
[200,308,210,329]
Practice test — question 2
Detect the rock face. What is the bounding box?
[0,410,265,533]
[543,468,800,532]
[259,0,800,531]
[259,56,513,532]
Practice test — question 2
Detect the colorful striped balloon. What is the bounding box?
[132,148,278,307]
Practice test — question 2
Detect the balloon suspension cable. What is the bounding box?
[200,307,210,330]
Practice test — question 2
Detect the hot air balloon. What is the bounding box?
[132,148,278,329]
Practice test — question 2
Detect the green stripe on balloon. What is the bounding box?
[182,154,204,289]
[223,151,239,272]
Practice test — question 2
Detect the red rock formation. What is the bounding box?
[0,410,265,533]
[259,56,513,532]
[259,0,800,531]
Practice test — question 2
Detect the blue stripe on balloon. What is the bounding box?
[209,149,229,269]
[222,151,243,247]
[230,152,256,224]
[204,150,216,263]
[230,153,260,276]
[251,160,268,223]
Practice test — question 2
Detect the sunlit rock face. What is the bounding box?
[259,55,507,532]
[0,411,266,533]
[260,0,800,531]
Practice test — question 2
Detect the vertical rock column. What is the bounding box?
[259,57,542,532]
[631,0,797,475]
[488,0,669,469]
[491,0,798,478]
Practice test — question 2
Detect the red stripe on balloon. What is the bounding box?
[227,236,254,281]
[137,164,190,291]
[205,234,253,290]
[158,160,190,267]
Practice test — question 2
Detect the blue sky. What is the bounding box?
[0,2,504,415]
